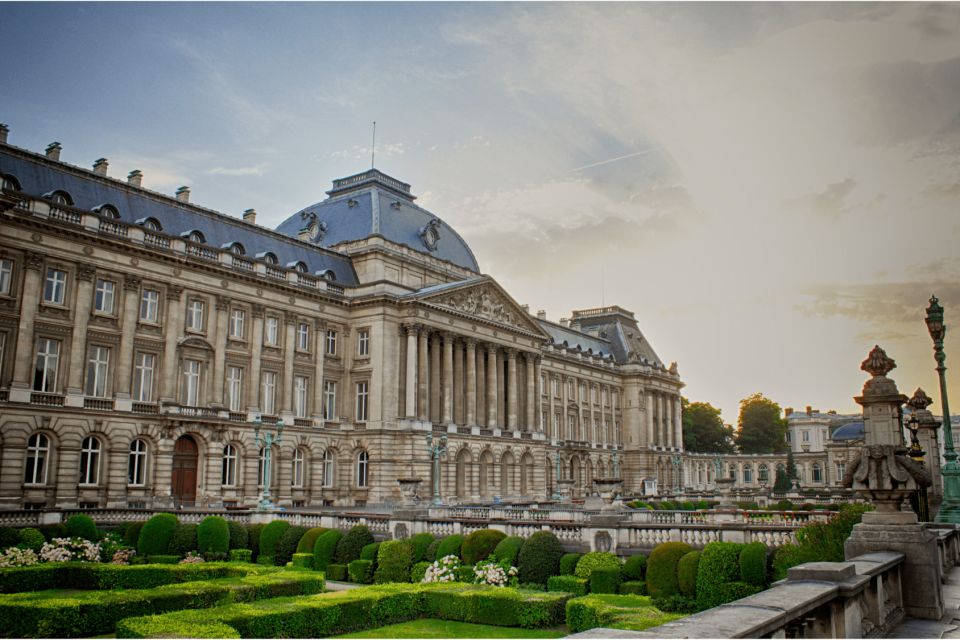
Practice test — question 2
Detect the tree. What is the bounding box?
[736,393,788,454]
[681,397,735,453]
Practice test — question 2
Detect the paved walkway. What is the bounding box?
[323,580,360,591]
[889,565,960,638]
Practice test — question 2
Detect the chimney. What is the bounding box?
[521,304,530,314]
[127,170,143,187]
[785,407,793,417]
[175,186,190,203]
[560,317,569,327]
[243,208,257,224]
[537,309,546,320]
[0,124,8,145]
[806,405,812,415]
[93,158,109,176]
[46,142,62,161]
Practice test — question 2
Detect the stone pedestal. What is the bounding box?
[715,477,735,508]
[556,479,574,504]
[396,478,422,507]
[593,478,623,512]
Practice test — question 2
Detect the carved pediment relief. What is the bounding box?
[421,281,547,337]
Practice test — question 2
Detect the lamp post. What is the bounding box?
[926,295,960,523]
[253,416,283,511]
[552,452,563,501]
[425,432,448,506]
[906,414,930,522]
[671,453,683,496]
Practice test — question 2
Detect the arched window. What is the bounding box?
[128,439,148,486]
[289,261,308,273]
[292,448,305,488]
[94,204,120,219]
[79,436,101,485]
[729,463,737,481]
[182,230,206,244]
[257,252,278,265]
[258,447,267,488]
[25,434,50,484]
[812,463,822,484]
[758,464,769,483]
[356,451,369,488]
[743,464,753,484]
[322,449,335,487]
[318,269,336,282]
[1,174,21,191]
[45,190,73,206]
[221,444,238,486]
[137,217,162,231]
[224,242,245,255]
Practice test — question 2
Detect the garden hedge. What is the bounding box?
[461,529,506,565]
[455,564,475,583]
[312,529,343,572]
[169,524,199,557]
[137,514,180,557]
[123,522,144,548]
[374,539,415,584]
[360,542,380,562]
[435,534,464,561]
[257,521,289,566]
[421,583,570,628]
[65,515,99,542]
[227,521,248,551]
[408,533,436,563]
[645,541,692,598]
[619,581,646,595]
[229,549,252,563]
[547,575,589,596]
[622,554,647,581]
[560,553,582,576]
[425,539,441,563]
[295,527,328,554]
[197,517,230,557]
[492,536,524,566]
[739,542,767,587]
[0,528,19,550]
[566,594,682,633]
[291,553,313,569]
[590,569,621,595]
[18,528,45,553]
[695,542,744,609]
[147,555,180,564]
[327,564,348,581]
[517,531,563,587]
[38,524,67,542]
[410,561,431,583]
[0,562,253,594]
[335,525,376,565]
[677,550,700,598]
[575,552,621,580]
[348,559,374,584]
[276,526,309,566]
[246,524,264,562]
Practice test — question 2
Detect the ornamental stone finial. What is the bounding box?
[907,388,934,411]
[862,345,896,378]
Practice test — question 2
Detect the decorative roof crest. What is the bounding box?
[907,387,934,411]
[861,345,896,378]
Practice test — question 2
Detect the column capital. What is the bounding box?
[506,348,518,360]
[441,330,457,342]
[76,263,97,282]
[251,303,265,318]
[283,310,298,324]
[465,337,478,348]
[24,251,44,271]
[313,318,327,331]
[123,274,142,291]
[486,342,498,355]
[402,321,421,335]
[216,294,231,311]
[166,285,184,301]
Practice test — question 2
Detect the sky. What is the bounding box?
[3,2,960,425]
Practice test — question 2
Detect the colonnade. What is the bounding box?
[646,390,683,449]
[402,323,541,430]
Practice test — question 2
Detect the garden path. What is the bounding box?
[888,564,960,638]
[324,580,361,591]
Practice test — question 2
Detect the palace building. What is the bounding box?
[0,125,689,510]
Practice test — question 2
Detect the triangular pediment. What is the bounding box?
[414,277,549,338]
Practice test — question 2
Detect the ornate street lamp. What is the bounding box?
[906,414,930,522]
[425,432,448,506]
[253,416,284,511]
[926,295,960,523]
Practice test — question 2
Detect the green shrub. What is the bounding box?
[313,529,343,572]
[677,550,700,598]
[257,521,290,564]
[0,528,19,550]
[256,555,274,566]
[560,553,582,576]
[276,525,309,566]
[566,593,680,633]
[651,593,701,614]
[659,500,676,510]
[737,501,760,511]
[739,542,767,586]
[226,520,248,550]
[772,543,819,581]
[461,529,505,565]
[575,552,621,580]
[696,500,709,510]
[348,559,375,584]
[335,525,376,564]
[517,531,563,586]
[425,539,441,562]
[360,542,380,562]
[410,561,432,583]
[292,553,313,569]
[548,575,589,595]
[772,503,872,580]
[246,524,264,562]
[421,584,570,629]
[148,555,181,564]
[645,541,692,598]
[197,516,230,556]
[137,514,180,556]
[619,581,646,595]
[716,580,761,603]
[18,528,45,553]
[455,564,475,582]
[492,536,524,566]
[229,549,252,563]
[621,553,646,581]
[680,501,696,510]
[327,563,348,580]
[374,539,415,583]
[590,568,621,594]
[65,514,99,542]
[296,527,328,554]
[124,522,144,548]
[169,524,199,557]
[695,542,744,609]
[436,534,464,560]
[406,532,435,563]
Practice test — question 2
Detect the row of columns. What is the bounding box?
[402,323,541,430]
[645,390,683,449]
[544,373,621,445]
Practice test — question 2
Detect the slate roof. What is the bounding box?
[275,170,480,273]
[0,145,360,285]
[831,421,865,441]
[538,319,616,360]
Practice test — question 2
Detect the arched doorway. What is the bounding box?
[500,451,515,497]
[570,457,581,497]
[171,435,198,507]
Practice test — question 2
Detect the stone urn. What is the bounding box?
[593,477,624,511]
[715,477,736,508]
[556,478,575,504]
[396,477,422,507]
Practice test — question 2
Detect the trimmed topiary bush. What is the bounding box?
[65,514,99,542]
[739,542,767,586]
[518,531,564,587]
[492,536,524,566]
[677,550,700,598]
[169,524,198,557]
[575,552,621,580]
[227,520,248,550]
[590,568,621,594]
[258,521,290,565]
[425,539,441,562]
[348,559,374,584]
[455,563,475,583]
[408,533,435,563]
[229,549,252,562]
[619,581,646,595]
[148,555,180,564]
[0,528,19,550]
[296,527,328,554]
[360,542,380,562]
[38,524,67,542]
[646,541,693,598]
[326,564,348,581]
[276,526,309,566]
[292,553,313,569]
[18,528,46,553]
[560,553,583,576]
[124,522,144,548]
[312,529,343,572]
[548,575,589,595]
[335,525,376,564]
[374,539,415,583]
[410,561,432,583]
[436,534,464,561]
[461,529,507,565]
[246,524,264,562]
[621,553,647,581]
[137,513,180,556]
[695,542,744,609]
[197,516,230,556]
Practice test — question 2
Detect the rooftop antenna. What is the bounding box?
[371,121,376,169]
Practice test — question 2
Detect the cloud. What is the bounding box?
[209,165,266,177]
[786,178,857,219]
[799,282,960,326]
[330,142,405,161]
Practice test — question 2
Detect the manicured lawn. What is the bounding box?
[335,619,568,639]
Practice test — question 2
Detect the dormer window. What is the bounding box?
[223,242,245,256]
[94,204,120,219]
[317,269,337,282]
[1,174,20,191]
[44,190,73,206]
[288,261,308,273]
[137,217,162,231]
[182,230,206,244]
[257,252,278,265]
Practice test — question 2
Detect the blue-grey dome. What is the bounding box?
[275,170,480,273]
[831,421,865,441]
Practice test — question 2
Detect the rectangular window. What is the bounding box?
[33,338,60,392]
[0,259,12,295]
[568,380,574,397]
[323,381,337,421]
[230,309,246,339]
[553,414,560,438]
[552,378,559,397]
[84,345,110,397]
[227,366,244,412]
[296,322,309,350]
[262,371,277,415]
[186,299,205,332]
[355,381,369,422]
[802,430,810,442]
[836,463,845,480]
[325,329,337,355]
[294,375,308,418]
[182,359,201,406]
[139,289,159,323]
[94,278,115,314]
[133,352,155,402]
[265,316,279,346]
[357,329,370,356]
[43,268,66,304]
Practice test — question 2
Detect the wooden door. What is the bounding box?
[171,436,198,507]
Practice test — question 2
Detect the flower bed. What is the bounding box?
[0,561,255,593]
